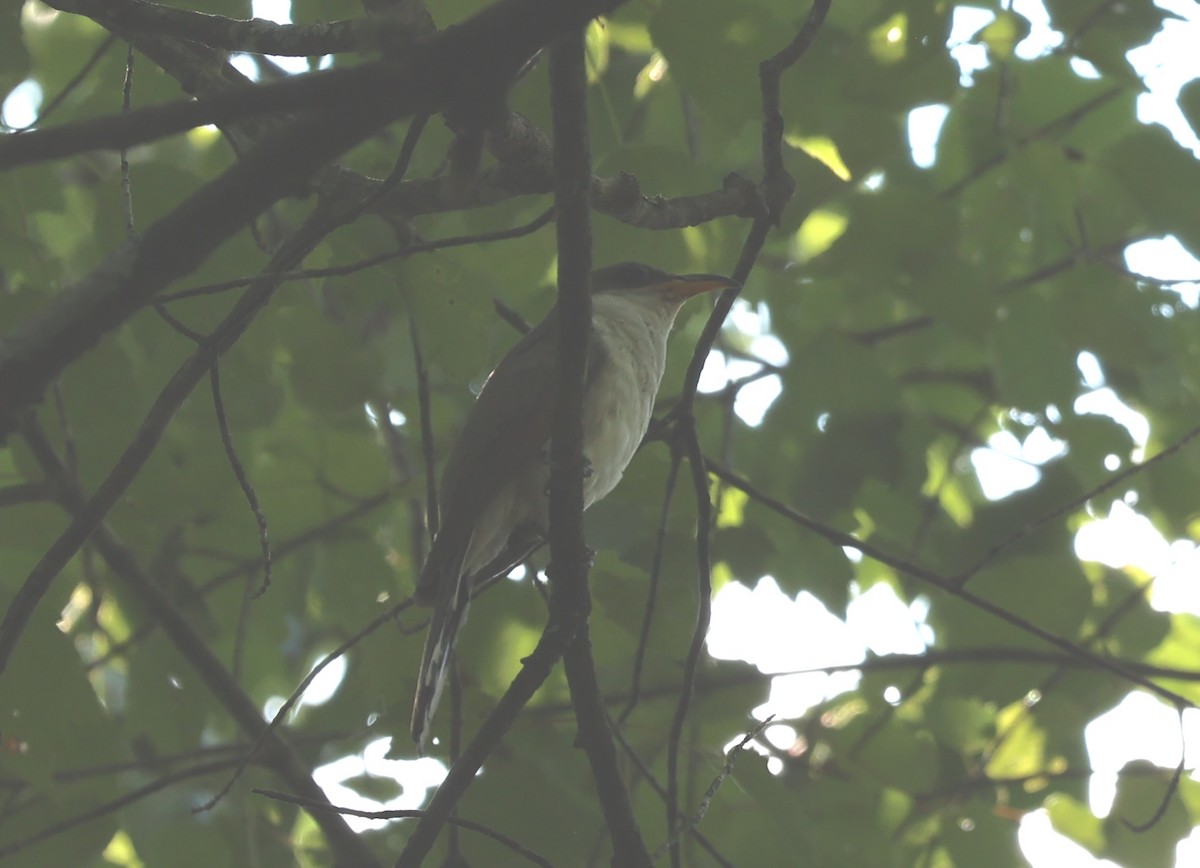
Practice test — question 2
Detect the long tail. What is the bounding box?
[410,515,473,751]
[410,569,471,752]
[409,523,545,750]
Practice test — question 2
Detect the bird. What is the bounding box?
[410,261,737,749]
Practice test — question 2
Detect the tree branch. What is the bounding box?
[87,490,394,669]
[0,757,243,859]
[547,28,652,868]
[46,0,424,56]
[664,5,830,863]
[0,0,627,440]
[0,199,348,677]
[257,789,555,868]
[15,418,383,867]
[702,455,1195,711]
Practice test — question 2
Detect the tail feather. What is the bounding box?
[409,523,545,750]
[410,518,472,751]
[410,572,471,752]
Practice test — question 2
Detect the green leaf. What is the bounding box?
[1103,761,1192,868]
[735,757,897,863]
[401,254,496,384]
[1103,126,1200,257]
[985,701,1047,779]
[0,0,30,97]
[922,695,996,755]
[988,294,1080,410]
[936,556,1091,703]
[1180,79,1200,139]
[715,522,778,580]
[651,0,790,134]
[1046,792,1106,854]
[278,299,385,415]
[0,621,122,867]
[940,800,1022,868]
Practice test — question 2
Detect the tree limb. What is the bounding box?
[0,0,627,440]
[547,28,652,868]
[45,0,425,56]
[16,418,383,867]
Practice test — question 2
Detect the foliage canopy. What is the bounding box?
[2,0,1200,866]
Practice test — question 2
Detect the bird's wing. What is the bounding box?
[418,312,609,595]
[411,310,606,748]
[440,315,561,521]
[414,315,557,601]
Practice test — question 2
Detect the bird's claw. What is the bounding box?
[541,454,593,496]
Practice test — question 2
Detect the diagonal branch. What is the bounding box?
[257,789,555,868]
[0,0,627,441]
[0,199,349,677]
[46,0,425,56]
[16,417,382,867]
[702,455,1195,710]
[664,4,830,864]
[0,756,244,859]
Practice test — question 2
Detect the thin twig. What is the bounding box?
[606,715,735,867]
[653,716,774,860]
[702,455,1194,710]
[617,446,682,725]
[662,5,830,861]
[12,34,117,129]
[156,206,556,304]
[120,44,137,238]
[0,757,243,859]
[955,418,1200,586]
[254,789,557,867]
[152,303,206,342]
[1122,711,1186,833]
[210,360,272,602]
[405,296,439,538]
[940,86,1123,199]
[196,600,408,814]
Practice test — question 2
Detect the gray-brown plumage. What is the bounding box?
[411,262,735,749]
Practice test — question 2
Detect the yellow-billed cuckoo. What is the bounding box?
[411,262,736,748]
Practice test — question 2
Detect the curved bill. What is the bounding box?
[658,273,740,303]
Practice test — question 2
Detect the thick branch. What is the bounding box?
[46,0,423,56]
[393,619,583,865]
[17,420,381,867]
[0,0,626,440]
[366,114,762,227]
[548,29,652,868]
[0,200,344,678]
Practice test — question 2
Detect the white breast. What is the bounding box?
[581,292,677,505]
[461,292,680,576]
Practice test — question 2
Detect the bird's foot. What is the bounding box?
[541,454,593,496]
[544,546,596,580]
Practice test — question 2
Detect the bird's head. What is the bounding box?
[591,262,738,309]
